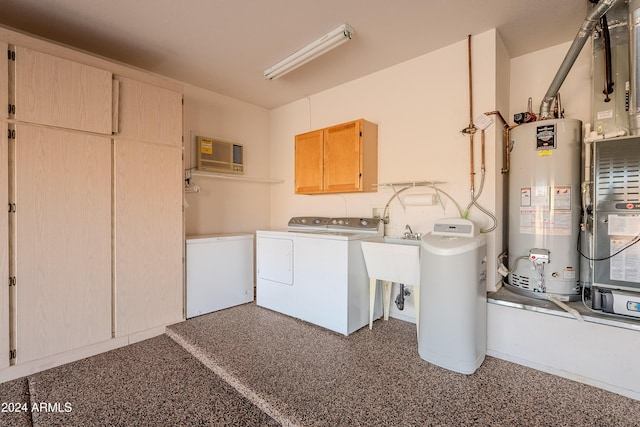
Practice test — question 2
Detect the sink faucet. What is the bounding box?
[403,224,421,240]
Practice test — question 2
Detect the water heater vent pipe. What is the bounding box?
[539,0,619,119]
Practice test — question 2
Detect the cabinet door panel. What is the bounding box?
[1,41,7,120]
[15,125,111,363]
[294,129,324,194]
[324,121,361,192]
[14,47,112,134]
[114,141,183,336]
[0,122,8,368]
[115,77,182,146]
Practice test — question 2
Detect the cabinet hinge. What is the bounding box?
[9,349,16,361]
[7,49,15,61]
[9,276,16,287]
[8,203,16,213]
[8,104,15,116]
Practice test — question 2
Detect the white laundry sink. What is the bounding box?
[360,238,420,285]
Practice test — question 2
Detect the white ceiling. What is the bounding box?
[0,0,589,109]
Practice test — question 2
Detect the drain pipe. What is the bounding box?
[395,284,410,310]
[539,0,619,119]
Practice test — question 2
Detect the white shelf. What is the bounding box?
[375,181,446,210]
[192,170,284,184]
[375,180,445,188]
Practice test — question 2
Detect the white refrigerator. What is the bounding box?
[186,233,254,318]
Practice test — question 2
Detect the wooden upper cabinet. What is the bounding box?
[294,119,378,194]
[115,76,182,146]
[13,46,112,134]
[295,129,324,194]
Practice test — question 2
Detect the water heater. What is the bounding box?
[506,119,583,301]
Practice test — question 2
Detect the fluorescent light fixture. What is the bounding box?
[264,23,354,80]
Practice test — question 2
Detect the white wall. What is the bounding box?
[183,84,272,236]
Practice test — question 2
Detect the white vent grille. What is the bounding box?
[595,138,640,207]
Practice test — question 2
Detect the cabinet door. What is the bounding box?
[14,125,112,363]
[114,141,183,336]
[1,41,7,120]
[115,77,182,146]
[0,122,8,368]
[13,46,112,134]
[323,120,362,192]
[294,129,324,194]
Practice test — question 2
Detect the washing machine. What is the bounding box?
[256,217,383,335]
[418,218,487,374]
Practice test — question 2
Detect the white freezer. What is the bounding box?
[186,233,254,318]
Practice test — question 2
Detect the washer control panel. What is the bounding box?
[288,217,381,233]
[328,217,381,232]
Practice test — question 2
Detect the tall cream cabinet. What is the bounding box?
[114,140,183,336]
[113,76,183,337]
[13,125,112,363]
[1,40,8,370]
[1,41,7,120]
[0,121,8,370]
[0,28,183,380]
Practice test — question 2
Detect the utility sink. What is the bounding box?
[382,236,421,246]
[360,237,420,285]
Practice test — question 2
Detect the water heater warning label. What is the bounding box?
[519,185,572,235]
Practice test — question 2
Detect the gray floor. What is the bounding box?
[1,302,639,426]
[0,333,278,427]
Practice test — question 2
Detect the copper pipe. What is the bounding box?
[467,35,475,193]
[467,35,474,127]
[501,125,519,174]
[484,110,509,129]
[483,110,511,174]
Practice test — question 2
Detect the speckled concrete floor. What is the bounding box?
[0,335,278,427]
[168,303,640,427]
[1,302,638,426]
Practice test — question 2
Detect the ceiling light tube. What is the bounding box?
[264,23,354,80]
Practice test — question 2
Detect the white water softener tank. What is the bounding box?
[506,119,582,301]
[418,219,487,375]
